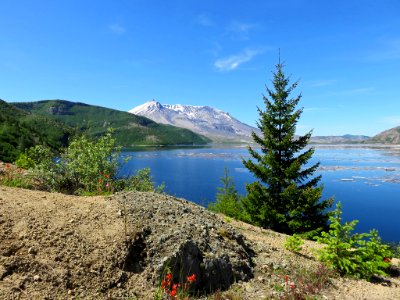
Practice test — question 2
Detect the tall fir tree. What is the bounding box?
[242,61,332,236]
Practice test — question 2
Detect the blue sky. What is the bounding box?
[1,0,400,136]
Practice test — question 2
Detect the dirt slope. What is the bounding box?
[0,186,399,299]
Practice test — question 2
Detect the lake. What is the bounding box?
[119,145,400,243]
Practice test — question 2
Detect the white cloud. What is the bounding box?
[108,24,126,35]
[214,49,261,72]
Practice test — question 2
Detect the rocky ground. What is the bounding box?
[0,186,399,299]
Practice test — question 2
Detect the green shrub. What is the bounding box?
[25,145,61,191]
[15,153,35,169]
[284,234,304,253]
[61,129,119,194]
[115,168,164,193]
[26,128,160,195]
[315,202,392,279]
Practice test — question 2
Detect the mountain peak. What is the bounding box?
[129,100,164,114]
[129,101,259,142]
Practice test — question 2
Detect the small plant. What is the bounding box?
[223,216,232,223]
[154,271,196,300]
[315,202,392,279]
[284,234,304,253]
[276,264,335,300]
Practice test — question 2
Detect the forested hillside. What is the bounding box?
[0,100,72,162]
[13,100,210,147]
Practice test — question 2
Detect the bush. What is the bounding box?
[25,129,160,195]
[61,129,119,194]
[24,145,61,191]
[15,153,35,169]
[315,202,392,279]
[284,234,304,253]
[114,168,164,193]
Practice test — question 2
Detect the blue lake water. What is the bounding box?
[119,145,400,243]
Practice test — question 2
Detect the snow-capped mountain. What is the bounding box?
[129,100,259,142]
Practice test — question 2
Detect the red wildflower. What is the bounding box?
[166,272,173,281]
[169,289,177,297]
[187,274,196,284]
[161,280,168,288]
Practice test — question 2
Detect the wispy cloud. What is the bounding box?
[229,21,255,34]
[214,49,261,72]
[108,24,126,35]
[196,13,214,27]
[227,21,257,40]
[340,87,374,95]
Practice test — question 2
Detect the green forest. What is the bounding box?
[0,100,72,162]
[0,99,210,162]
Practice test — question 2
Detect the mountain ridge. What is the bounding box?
[129,100,260,142]
[309,134,370,144]
[369,126,400,144]
[12,100,211,147]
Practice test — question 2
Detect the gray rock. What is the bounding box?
[113,191,256,293]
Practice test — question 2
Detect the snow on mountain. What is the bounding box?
[129,100,259,142]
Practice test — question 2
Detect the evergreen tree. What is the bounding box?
[209,168,243,220]
[242,61,332,236]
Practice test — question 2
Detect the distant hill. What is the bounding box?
[13,100,210,147]
[0,100,72,162]
[369,126,400,144]
[129,100,260,142]
[310,134,370,144]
